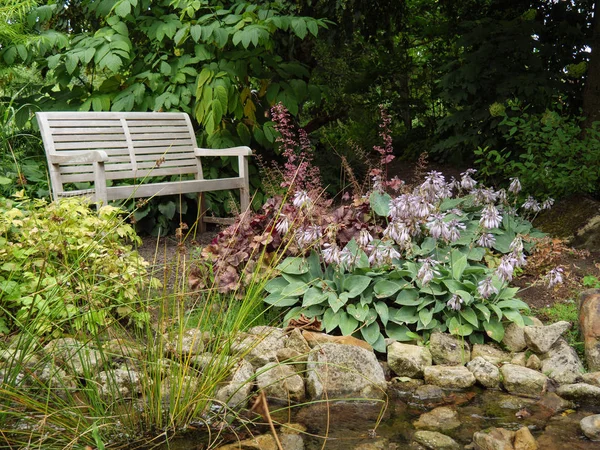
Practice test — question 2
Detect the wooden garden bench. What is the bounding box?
[36,111,251,226]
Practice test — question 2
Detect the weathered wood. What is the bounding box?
[37,111,253,222]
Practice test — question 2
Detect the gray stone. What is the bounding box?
[523,321,571,354]
[276,347,307,374]
[35,360,77,399]
[354,439,399,450]
[215,359,255,408]
[286,328,311,354]
[471,344,511,366]
[102,338,144,363]
[388,342,432,378]
[423,365,476,389]
[467,356,500,388]
[96,367,141,399]
[556,383,600,402]
[514,426,538,450]
[216,423,305,450]
[413,406,461,432]
[164,328,205,356]
[233,327,287,368]
[256,362,305,403]
[502,318,543,352]
[306,343,386,400]
[472,427,515,450]
[429,333,471,365]
[537,392,575,415]
[579,289,600,371]
[390,377,425,393]
[581,371,600,386]
[510,352,527,366]
[525,354,541,371]
[540,338,584,384]
[190,352,231,371]
[43,338,103,377]
[412,430,461,450]
[500,364,548,398]
[580,414,600,441]
[413,384,445,401]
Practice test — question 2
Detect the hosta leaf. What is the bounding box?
[281,281,309,297]
[158,201,176,220]
[496,298,529,311]
[344,275,372,297]
[483,317,505,342]
[369,190,392,217]
[451,249,468,280]
[263,292,298,307]
[447,317,473,336]
[277,257,308,275]
[374,301,389,326]
[339,312,358,336]
[468,247,486,261]
[323,308,340,333]
[503,309,525,327]
[302,287,327,307]
[419,308,433,328]
[417,318,439,331]
[473,303,491,322]
[459,307,479,327]
[385,323,411,341]
[443,279,468,294]
[373,279,403,298]
[328,292,345,313]
[263,277,288,294]
[361,322,382,346]
[391,305,418,324]
[489,303,503,321]
[395,289,420,306]
[347,303,369,322]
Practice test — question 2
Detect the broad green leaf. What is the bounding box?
[489,303,503,321]
[442,279,468,294]
[497,287,522,301]
[65,53,78,74]
[115,0,131,17]
[492,231,516,253]
[328,292,345,313]
[373,279,403,298]
[158,201,176,219]
[451,249,468,280]
[263,277,288,294]
[277,257,308,275]
[302,287,327,307]
[385,323,411,341]
[361,322,382,346]
[263,292,298,307]
[0,176,12,185]
[473,303,491,322]
[468,247,486,261]
[391,305,418,324]
[459,307,479,327]
[374,301,389,326]
[281,281,309,297]
[339,312,358,336]
[344,275,371,297]
[395,289,420,305]
[160,61,171,75]
[291,18,308,39]
[496,298,529,311]
[483,317,505,342]
[447,317,473,336]
[503,309,525,327]
[419,308,433,327]
[417,317,439,331]
[197,68,213,89]
[215,85,229,113]
[323,308,340,333]
[369,190,392,217]
[347,303,369,322]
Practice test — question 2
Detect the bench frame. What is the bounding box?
[36,111,252,226]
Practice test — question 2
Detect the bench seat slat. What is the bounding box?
[47,120,122,127]
[54,141,129,150]
[128,126,190,133]
[51,127,125,135]
[53,134,130,142]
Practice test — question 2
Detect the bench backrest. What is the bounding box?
[37,112,201,186]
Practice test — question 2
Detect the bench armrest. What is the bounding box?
[48,150,109,164]
[194,146,252,157]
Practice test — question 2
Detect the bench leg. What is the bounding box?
[198,192,207,234]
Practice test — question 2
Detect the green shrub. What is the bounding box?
[0,194,156,336]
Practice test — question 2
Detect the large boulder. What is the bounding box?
[467,356,500,388]
[305,343,386,400]
[163,328,206,356]
[429,333,470,365]
[523,321,571,354]
[256,362,306,403]
[387,342,432,378]
[556,383,600,402]
[423,365,476,389]
[540,338,584,384]
[96,367,141,399]
[579,289,600,371]
[232,327,287,369]
[502,318,543,352]
[500,364,548,398]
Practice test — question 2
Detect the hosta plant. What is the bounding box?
[0,194,158,337]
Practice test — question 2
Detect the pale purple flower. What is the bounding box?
[368,241,400,267]
[322,243,341,265]
[497,189,508,204]
[296,225,321,248]
[384,220,411,246]
[446,219,466,242]
[477,277,498,299]
[447,294,463,311]
[414,196,434,219]
[372,175,384,192]
[508,177,521,194]
[339,247,354,268]
[473,187,498,205]
[480,204,502,229]
[427,213,449,240]
[417,258,440,286]
[293,190,311,208]
[496,255,516,282]
[542,198,555,210]
[460,169,477,191]
[419,171,452,202]
[357,229,374,248]
[522,196,541,212]
[546,267,564,288]
[477,232,496,248]
[275,215,290,235]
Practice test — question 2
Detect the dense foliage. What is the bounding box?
[0,195,156,336]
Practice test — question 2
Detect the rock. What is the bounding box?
[556,383,600,402]
[537,392,575,415]
[216,423,305,450]
[540,338,584,384]
[424,365,476,389]
[502,318,543,352]
[472,427,515,450]
[500,364,548,398]
[412,430,461,450]
[256,362,305,403]
[43,338,103,377]
[276,347,307,374]
[390,377,425,393]
[429,333,471,365]
[579,289,600,371]
[354,439,399,450]
[233,327,287,368]
[215,359,255,408]
[96,367,141,399]
[510,352,527,366]
[514,426,538,450]
[413,406,461,432]
[161,375,200,405]
[467,356,500,388]
[302,330,372,351]
[306,343,386,400]
[413,384,445,401]
[35,360,77,399]
[286,328,312,355]
[102,338,144,363]
[523,321,571,354]
[581,371,600,386]
[163,328,205,356]
[190,352,231,371]
[471,344,511,365]
[525,354,541,371]
[580,414,600,441]
[388,342,432,378]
